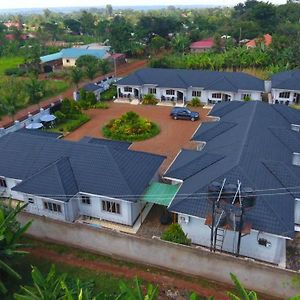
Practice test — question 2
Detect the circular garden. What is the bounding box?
[102,111,160,142]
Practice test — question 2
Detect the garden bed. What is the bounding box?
[102,111,160,142]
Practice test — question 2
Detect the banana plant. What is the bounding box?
[0,202,32,294]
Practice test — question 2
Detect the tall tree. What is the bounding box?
[25,77,45,109]
[70,67,83,91]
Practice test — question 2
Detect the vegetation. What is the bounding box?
[142,94,158,105]
[188,97,203,107]
[52,98,90,133]
[161,223,191,246]
[100,86,117,101]
[0,202,31,294]
[24,76,46,108]
[0,57,24,76]
[103,111,160,142]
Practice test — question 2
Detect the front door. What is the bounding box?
[294,93,300,105]
[222,94,231,101]
[177,91,184,102]
[134,88,139,98]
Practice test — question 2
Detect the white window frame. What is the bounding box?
[0,177,7,188]
[81,195,91,205]
[192,90,201,97]
[44,201,62,213]
[166,89,175,96]
[102,200,121,214]
[212,93,222,99]
[148,88,156,94]
[279,92,290,99]
[124,86,133,93]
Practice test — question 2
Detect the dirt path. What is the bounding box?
[29,247,230,300]
[0,59,147,128]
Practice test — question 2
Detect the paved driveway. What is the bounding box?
[65,103,212,173]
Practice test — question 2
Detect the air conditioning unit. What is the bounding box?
[179,215,190,224]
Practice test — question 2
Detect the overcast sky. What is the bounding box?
[0,0,287,9]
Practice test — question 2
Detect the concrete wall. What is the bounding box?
[17,212,300,299]
[62,58,77,67]
[179,215,286,266]
[0,107,51,137]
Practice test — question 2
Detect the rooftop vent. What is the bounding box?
[293,152,300,166]
[291,124,300,132]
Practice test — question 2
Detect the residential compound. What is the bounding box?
[116,68,265,105]
[0,131,164,226]
[164,101,300,266]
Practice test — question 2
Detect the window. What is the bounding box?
[44,202,62,213]
[81,195,91,205]
[192,90,201,97]
[28,197,34,204]
[279,92,290,99]
[212,93,222,99]
[66,59,70,63]
[148,88,156,94]
[166,89,175,96]
[0,177,7,188]
[102,200,121,214]
[124,86,132,92]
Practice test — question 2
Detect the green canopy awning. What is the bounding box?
[142,182,180,206]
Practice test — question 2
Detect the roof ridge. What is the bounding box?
[54,157,79,199]
[204,75,238,91]
[176,71,189,88]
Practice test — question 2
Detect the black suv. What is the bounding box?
[170,107,200,121]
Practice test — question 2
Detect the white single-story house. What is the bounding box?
[116,68,265,105]
[0,132,164,227]
[164,101,300,267]
[271,70,300,105]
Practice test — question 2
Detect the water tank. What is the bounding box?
[221,184,237,204]
[215,207,227,227]
[241,187,256,209]
[208,181,221,202]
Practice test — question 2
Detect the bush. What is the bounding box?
[93,102,109,109]
[100,86,117,101]
[60,98,81,117]
[78,90,97,109]
[142,94,158,105]
[102,111,160,142]
[54,111,66,122]
[188,97,203,107]
[4,67,26,76]
[161,223,191,246]
[64,114,90,132]
[243,95,251,102]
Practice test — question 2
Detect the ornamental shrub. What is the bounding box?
[142,93,158,105]
[189,97,203,107]
[161,223,191,246]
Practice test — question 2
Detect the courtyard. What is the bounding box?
[65,103,212,173]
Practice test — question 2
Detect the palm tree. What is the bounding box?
[85,64,98,81]
[25,76,45,109]
[70,67,83,91]
[0,202,31,294]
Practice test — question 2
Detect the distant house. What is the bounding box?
[246,34,272,49]
[271,70,300,105]
[190,38,215,53]
[3,20,22,29]
[116,68,265,105]
[40,45,111,72]
[164,101,300,266]
[0,132,164,227]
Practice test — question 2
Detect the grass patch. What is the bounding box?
[290,104,300,110]
[102,111,160,142]
[100,86,117,101]
[44,79,70,98]
[49,114,90,134]
[0,56,24,76]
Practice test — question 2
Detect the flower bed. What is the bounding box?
[102,111,160,142]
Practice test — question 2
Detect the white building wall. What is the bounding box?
[62,58,77,67]
[271,89,300,104]
[179,215,287,265]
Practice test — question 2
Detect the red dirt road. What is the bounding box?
[29,247,230,300]
[65,103,212,173]
[0,59,147,128]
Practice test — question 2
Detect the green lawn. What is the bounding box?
[0,56,24,76]
[44,79,70,98]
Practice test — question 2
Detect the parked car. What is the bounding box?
[170,107,200,121]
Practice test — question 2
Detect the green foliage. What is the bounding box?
[54,111,66,122]
[142,94,158,105]
[0,57,24,76]
[93,102,109,109]
[227,273,258,300]
[243,95,251,102]
[0,202,31,294]
[103,111,160,142]
[161,223,191,246]
[60,98,82,117]
[25,76,46,107]
[189,97,203,107]
[70,67,83,89]
[78,90,97,109]
[100,86,117,101]
[4,68,26,77]
[119,278,159,300]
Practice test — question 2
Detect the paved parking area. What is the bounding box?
[65,103,212,173]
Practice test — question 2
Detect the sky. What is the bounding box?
[0,0,287,9]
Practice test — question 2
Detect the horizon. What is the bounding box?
[0,0,287,11]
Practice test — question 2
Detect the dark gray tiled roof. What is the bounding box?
[80,136,132,150]
[83,83,101,92]
[271,70,300,91]
[0,132,164,202]
[117,68,265,93]
[17,128,62,139]
[165,101,300,238]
